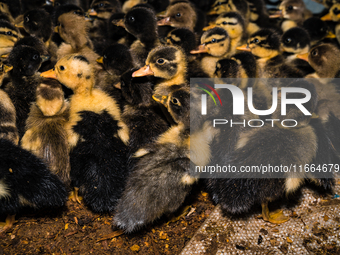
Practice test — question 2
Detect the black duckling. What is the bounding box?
[115,6,160,67]
[281,27,314,76]
[190,27,231,77]
[20,9,53,45]
[0,20,19,56]
[40,54,130,209]
[214,52,257,79]
[0,138,68,232]
[87,0,122,52]
[114,86,194,233]
[246,0,274,32]
[132,45,188,95]
[120,69,170,151]
[206,79,322,224]
[3,45,45,139]
[303,17,336,45]
[21,79,71,186]
[157,1,205,33]
[96,43,134,108]
[237,29,303,78]
[203,12,247,56]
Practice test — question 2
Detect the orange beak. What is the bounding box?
[325,31,336,39]
[296,53,309,62]
[40,69,57,79]
[190,44,208,54]
[207,9,218,15]
[157,17,171,26]
[88,9,98,16]
[112,19,125,28]
[321,13,332,21]
[132,65,154,77]
[96,56,104,64]
[203,24,216,31]
[269,10,282,19]
[236,44,251,52]
[15,21,24,29]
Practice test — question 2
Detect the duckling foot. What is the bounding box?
[0,215,16,233]
[68,187,83,204]
[261,202,289,224]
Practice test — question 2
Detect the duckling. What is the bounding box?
[190,27,231,77]
[0,138,68,232]
[120,69,170,151]
[206,79,322,224]
[96,43,134,107]
[271,0,312,32]
[203,12,247,56]
[40,54,130,210]
[208,0,250,21]
[0,0,21,21]
[20,9,53,45]
[87,0,122,51]
[55,12,102,74]
[214,52,257,79]
[298,43,340,78]
[281,27,314,76]
[20,79,71,186]
[3,45,45,139]
[132,45,188,95]
[114,86,194,233]
[237,29,303,78]
[164,28,208,78]
[157,1,205,33]
[0,20,19,56]
[115,6,160,67]
[0,63,18,144]
[321,3,340,45]
[303,17,335,45]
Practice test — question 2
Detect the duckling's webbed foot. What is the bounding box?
[68,187,82,204]
[261,202,289,224]
[0,215,15,233]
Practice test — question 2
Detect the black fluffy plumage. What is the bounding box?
[0,138,67,216]
[70,110,129,213]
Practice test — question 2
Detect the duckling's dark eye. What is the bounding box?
[222,21,227,25]
[311,49,318,56]
[157,58,165,64]
[284,38,292,44]
[176,13,181,17]
[32,54,39,60]
[25,16,29,23]
[251,38,259,44]
[287,5,293,11]
[171,97,180,105]
[99,3,104,7]
[6,31,12,36]
[59,65,65,71]
[103,55,107,59]
[216,1,222,6]
[128,16,135,22]
[211,38,217,43]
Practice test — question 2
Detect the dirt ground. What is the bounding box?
[0,183,215,255]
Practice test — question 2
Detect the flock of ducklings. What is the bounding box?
[0,0,340,234]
